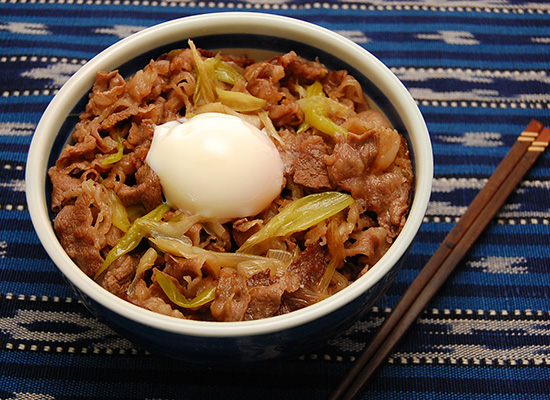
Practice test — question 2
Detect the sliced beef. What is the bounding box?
[244,270,301,320]
[293,135,331,189]
[53,181,110,277]
[210,268,251,322]
[117,163,163,211]
[281,243,328,312]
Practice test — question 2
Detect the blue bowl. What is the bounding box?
[26,12,433,364]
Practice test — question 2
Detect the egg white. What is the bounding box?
[146,112,284,220]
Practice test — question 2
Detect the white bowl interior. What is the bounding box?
[26,12,433,338]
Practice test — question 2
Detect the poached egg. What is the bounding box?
[146,112,284,220]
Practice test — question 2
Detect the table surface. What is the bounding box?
[1,1,550,399]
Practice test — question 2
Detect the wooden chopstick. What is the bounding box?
[328,120,549,400]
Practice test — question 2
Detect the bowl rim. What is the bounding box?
[26,12,433,338]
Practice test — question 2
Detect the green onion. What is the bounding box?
[189,39,216,104]
[94,203,171,280]
[102,135,124,165]
[189,40,257,111]
[215,87,267,112]
[306,80,325,97]
[107,189,131,232]
[150,236,286,270]
[213,58,244,85]
[156,271,216,309]
[302,106,349,137]
[296,80,350,137]
[237,192,355,254]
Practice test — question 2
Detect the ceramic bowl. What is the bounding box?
[26,12,433,364]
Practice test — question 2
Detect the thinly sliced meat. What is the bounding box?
[281,243,328,312]
[244,270,301,320]
[117,163,163,211]
[210,268,251,322]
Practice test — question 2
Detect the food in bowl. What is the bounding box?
[47,40,413,322]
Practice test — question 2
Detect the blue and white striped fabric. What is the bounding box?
[1,1,549,399]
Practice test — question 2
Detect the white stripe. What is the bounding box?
[21,62,82,87]
[468,256,529,274]
[393,343,550,363]
[394,67,550,85]
[0,309,132,349]
[0,179,26,192]
[438,132,504,147]
[94,24,146,39]
[417,30,480,45]
[9,393,56,400]
[0,22,50,35]
[410,87,550,103]
[0,122,35,137]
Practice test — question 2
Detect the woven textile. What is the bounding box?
[1,1,550,399]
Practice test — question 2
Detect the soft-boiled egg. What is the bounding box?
[146,112,284,220]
